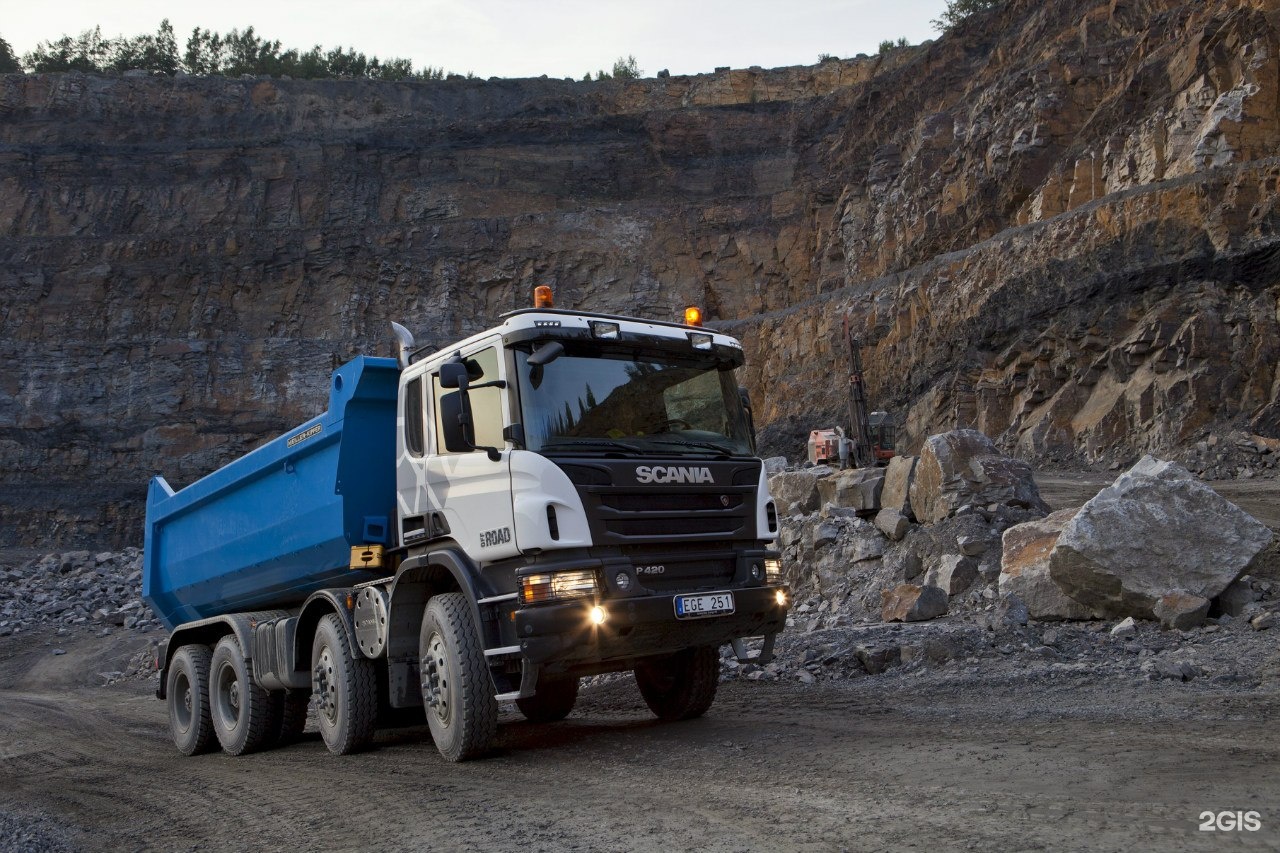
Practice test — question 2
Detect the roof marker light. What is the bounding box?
[684,306,703,326]
[534,285,554,308]
[590,321,620,339]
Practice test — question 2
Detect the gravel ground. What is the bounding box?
[1,620,1277,852]
[0,470,1277,850]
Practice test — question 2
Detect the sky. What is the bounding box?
[3,0,953,79]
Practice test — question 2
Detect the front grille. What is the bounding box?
[601,493,743,512]
[606,515,743,537]
[552,458,760,544]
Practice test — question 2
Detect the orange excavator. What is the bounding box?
[806,315,896,467]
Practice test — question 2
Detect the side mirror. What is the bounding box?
[528,341,565,367]
[439,361,469,390]
[738,386,757,452]
[439,390,474,453]
[527,341,564,390]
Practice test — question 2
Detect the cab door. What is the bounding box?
[422,342,518,563]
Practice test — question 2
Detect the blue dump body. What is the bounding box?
[143,356,401,631]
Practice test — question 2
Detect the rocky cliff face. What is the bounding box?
[2,0,1278,548]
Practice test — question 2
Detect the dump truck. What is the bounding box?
[144,292,790,761]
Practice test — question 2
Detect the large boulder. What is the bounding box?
[999,509,1097,621]
[880,584,948,622]
[926,554,977,595]
[874,507,910,541]
[909,430,1049,524]
[768,466,832,514]
[1049,456,1274,619]
[816,468,884,514]
[1152,592,1211,631]
[881,455,918,520]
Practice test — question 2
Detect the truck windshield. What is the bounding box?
[514,345,753,457]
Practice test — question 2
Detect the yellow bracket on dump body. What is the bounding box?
[350,545,384,571]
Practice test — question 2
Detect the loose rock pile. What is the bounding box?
[0,548,162,639]
[770,430,1279,647]
[1177,431,1280,481]
[774,429,1050,629]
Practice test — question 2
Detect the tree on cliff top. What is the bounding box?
[0,36,20,73]
[583,55,643,82]
[932,0,1005,32]
[23,20,443,80]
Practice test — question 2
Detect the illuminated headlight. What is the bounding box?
[590,321,621,340]
[520,569,599,605]
[689,331,713,350]
[764,558,782,584]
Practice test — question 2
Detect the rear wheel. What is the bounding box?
[273,690,311,745]
[516,676,579,723]
[210,635,279,755]
[634,646,720,721]
[167,644,215,756]
[420,592,498,762]
[312,614,377,755]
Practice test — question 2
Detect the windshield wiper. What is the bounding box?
[647,438,736,457]
[541,438,649,453]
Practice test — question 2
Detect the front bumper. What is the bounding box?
[512,584,789,669]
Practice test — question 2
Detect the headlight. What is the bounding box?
[764,558,782,584]
[520,569,599,605]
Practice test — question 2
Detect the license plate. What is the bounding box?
[674,591,735,619]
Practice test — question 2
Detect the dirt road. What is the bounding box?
[2,630,1277,852]
[1036,471,1280,528]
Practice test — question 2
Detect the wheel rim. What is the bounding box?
[421,631,453,727]
[173,670,193,732]
[214,659,241,731]
[314,645,339,725]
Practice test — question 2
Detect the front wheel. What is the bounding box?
[420,593,498,762]
[516,676,579,723]
[634,646,720,721]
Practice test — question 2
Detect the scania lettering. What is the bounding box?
[143,291,789,762]
[635,465,715,484]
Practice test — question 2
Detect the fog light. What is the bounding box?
[589,605,608,625]
[614,571,632,591]
[774,589,788,607]
[750,563,763,581]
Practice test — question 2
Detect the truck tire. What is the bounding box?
[273,690,311,745]
[312,613,377,755]
[167,644,216,756]
[516,676,579,723]
[210,635,279,755]
[634,646,720,721]
[420,592,498,762]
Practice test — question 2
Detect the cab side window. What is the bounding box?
[404,377,425,456]
[432,346,504,454]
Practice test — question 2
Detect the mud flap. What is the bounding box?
[731,633,777,665]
